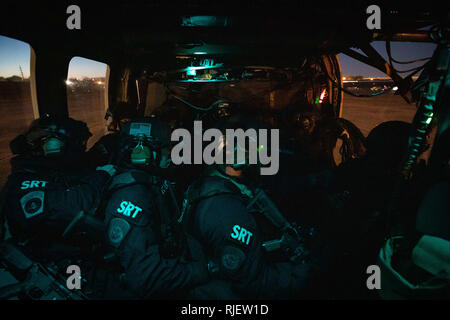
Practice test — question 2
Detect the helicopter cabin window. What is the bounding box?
[66,57,109,149]
[338,41,437,137]
[0,35,37,186]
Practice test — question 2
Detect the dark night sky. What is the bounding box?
[0,34,438,79]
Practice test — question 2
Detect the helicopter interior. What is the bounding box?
[0,1,449,300]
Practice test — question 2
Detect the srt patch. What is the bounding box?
[20,191,45,219]
[108,217,131,248]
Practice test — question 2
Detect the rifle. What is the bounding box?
[247,188,314,264]
[157,178,186,258]
[0,242,87,300]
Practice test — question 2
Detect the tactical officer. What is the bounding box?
[302,121,426,299]
[0,115,117,299]
[102,117,210,299]
[386,127,450,299]
[181,114,316,299]
[87,101,138,168]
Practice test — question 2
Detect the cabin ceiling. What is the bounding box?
[1,1,446,69]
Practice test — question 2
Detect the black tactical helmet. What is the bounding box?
[117,116,172,167]
[105,101,139,131]
[10,114,92,156]
[366,121,412,167]
[213,113,271,182]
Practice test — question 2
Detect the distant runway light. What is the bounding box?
[318,88,327,104]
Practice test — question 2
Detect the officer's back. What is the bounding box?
[102,117,209,299]
[182,114,316,299]
[0,115,117,299]
[3,115,114,252]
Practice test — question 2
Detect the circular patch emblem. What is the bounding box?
[25,198,42,215]
[222,254,240,271]
[221,246,246,272]
[20,191,45,219]
[109,225,124,244]
[108,218,131,248]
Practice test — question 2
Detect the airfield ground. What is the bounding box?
[341,92,416,137]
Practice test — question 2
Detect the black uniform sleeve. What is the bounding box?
[3,169,110,239]
[194,194,312,299]
[118,230,209,298]
[105,183,209,298]
[45,170,110,225]
[86,133,119,168]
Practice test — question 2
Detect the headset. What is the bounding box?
[119,118,171,167]
[11,115,91,157]
[214,114,270,183]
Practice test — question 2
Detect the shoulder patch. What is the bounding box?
[20,191,45,219]
[221,245,246,272]
[108,217,131,248]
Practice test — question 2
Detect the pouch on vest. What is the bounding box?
[179,176,243,231]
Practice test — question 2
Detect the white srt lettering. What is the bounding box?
[117,201,143,218]
[21,180,47,190]
[230,225,253,245]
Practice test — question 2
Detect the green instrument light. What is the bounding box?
[426,112,434,125]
